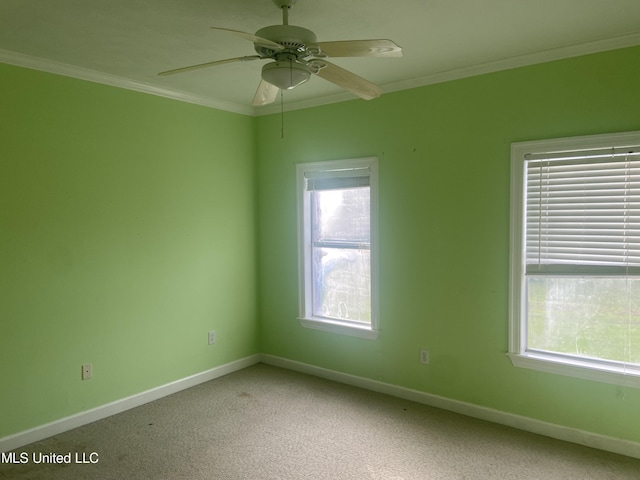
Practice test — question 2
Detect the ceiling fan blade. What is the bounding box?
[158,55,262,76]
[252,79,280,106]
[211,27,284,51]
[310,39,403,58]
[311,60,382,100]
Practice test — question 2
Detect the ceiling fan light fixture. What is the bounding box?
[261,60,310,90]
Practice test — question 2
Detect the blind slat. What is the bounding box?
[525,148,640,162]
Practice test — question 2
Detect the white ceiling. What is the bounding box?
[1,0,640,115]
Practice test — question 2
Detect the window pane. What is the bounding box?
[527,277,640,364]
[313,188,370,243]
[312,247,371,323]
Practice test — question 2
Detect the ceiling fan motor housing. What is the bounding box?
[254,25,317,57]
[261,57,311,90]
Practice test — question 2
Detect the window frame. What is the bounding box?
[296,157,379,340]
[509,131,640,388]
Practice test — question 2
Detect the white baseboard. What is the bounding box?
[4,353,638,460]
[0,354,261,453]
[260,354,640,460]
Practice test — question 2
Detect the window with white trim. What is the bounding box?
[509,131,640,387]
[297,157,379,339]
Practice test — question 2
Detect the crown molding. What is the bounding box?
[254,30,640,116]
[3,30,640,117]
[0,49,254,116]
[382,30,640,96]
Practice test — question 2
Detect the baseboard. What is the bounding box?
[0,354,261,453]
[260,354,640,460]
[4,353,638,460]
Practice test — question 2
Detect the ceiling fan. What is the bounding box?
[158,0,403,106]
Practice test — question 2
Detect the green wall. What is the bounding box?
[2,45,640,447]
[0,64,258,437]
[256,46,640,443]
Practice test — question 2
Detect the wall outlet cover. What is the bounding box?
[420,349,429,365]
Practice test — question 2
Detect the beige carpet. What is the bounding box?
[1,363,639,479]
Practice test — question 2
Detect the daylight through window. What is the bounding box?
[509,132,640,387]
[297,158,378,339]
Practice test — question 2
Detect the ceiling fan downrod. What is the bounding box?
[273,0,296,25]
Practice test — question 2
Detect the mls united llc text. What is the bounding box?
[1,451,99,464]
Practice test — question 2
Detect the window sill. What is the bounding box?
[298,317,379,340]
[507,351,640,389]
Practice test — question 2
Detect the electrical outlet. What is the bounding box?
[419,349,429,365]
[208,330,216,345]
[81,363,92,380]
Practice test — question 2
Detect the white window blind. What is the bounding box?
[510,133,640,387]
[525,148,640,276]
[305,168,370,191]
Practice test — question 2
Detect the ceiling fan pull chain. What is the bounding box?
[281,89,285,139]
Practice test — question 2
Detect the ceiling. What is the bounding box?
[1,0,640,115]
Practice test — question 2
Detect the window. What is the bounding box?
[509,131,640,387]
[297,157,379,339]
